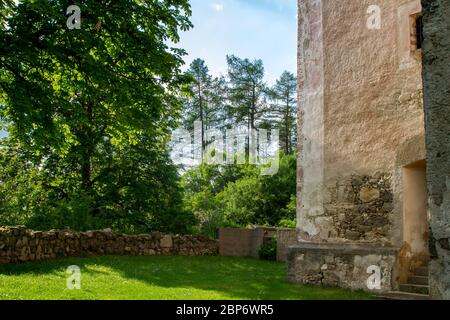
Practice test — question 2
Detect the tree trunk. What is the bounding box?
[81,100,93,193]
[285,102,290,154]
[198,82,205,162]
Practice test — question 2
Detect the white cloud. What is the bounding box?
[211,3,224,12]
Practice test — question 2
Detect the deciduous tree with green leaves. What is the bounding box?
[0,0,194,233]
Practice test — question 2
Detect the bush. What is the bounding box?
[258,238,277,261]
[278,219,296,228]
[181,153,297,230]
[0,140,193,234]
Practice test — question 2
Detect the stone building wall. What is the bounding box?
[288,243,397,292]
[421,0,450,300]
[293,0,429,292]
[297,0,425,246]
[0,227,218,264]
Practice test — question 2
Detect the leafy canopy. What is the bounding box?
[0,0,195,233]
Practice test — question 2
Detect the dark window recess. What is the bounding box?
[416,15,423,50]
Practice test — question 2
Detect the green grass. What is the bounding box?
[0,256,373,300]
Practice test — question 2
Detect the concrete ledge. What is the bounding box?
[288,242,398,256]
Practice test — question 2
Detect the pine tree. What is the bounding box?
[226,55,267,155]
[270,71,297,154]
[183,59,225,161]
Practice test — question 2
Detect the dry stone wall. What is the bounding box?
[0,227,218,264]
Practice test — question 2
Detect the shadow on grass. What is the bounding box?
[0,255,373,300]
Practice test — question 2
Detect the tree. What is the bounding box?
[0,0,194,233]
[181,153,297,230]
[183,59,210,160]
[226,55,267,154]
[269,71,297,154]
[0,0,14,28]
[182,59,226,161]
[1,0,191,191]
[217,153,296,226]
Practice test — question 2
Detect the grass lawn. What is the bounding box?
[0,256,373,300]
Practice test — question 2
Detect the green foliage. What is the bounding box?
[279,195,297,223]
[178,57,298,233]
[258,238,277,261]
[269,71,297,154]
[182,153,297,233]
[1,2,299,236]
[181,163,250,236]
[0,1,194,234]
[0,0,14,29]
[1,1,192,157]
[0,138,195,234]
[217,174,265,226]
[278,219,296,229]
[188,190,222,237]
[226,55,267,131]
[180,59,227,164]
[182,59,224,130]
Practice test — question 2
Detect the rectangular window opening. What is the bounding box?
[410,14,423,52]
[415,15,423,50]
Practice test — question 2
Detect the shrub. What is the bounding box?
[258,238,277,261]
[181,153,297,230]
[278,219,296,228]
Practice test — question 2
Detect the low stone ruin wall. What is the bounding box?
[218,227,268,258]
[0,227,218,264]
[218,227,297,262]
[288,242,398,293]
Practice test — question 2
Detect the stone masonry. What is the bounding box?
[291,0,432,294]
[0,227,218,264]
[288,243,397,292]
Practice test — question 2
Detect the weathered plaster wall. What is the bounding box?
[294,0,427,291]
[297,0,326,240]
[297,0,425,247]
[421,0,450,300]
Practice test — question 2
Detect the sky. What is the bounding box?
[177,0,297,84]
